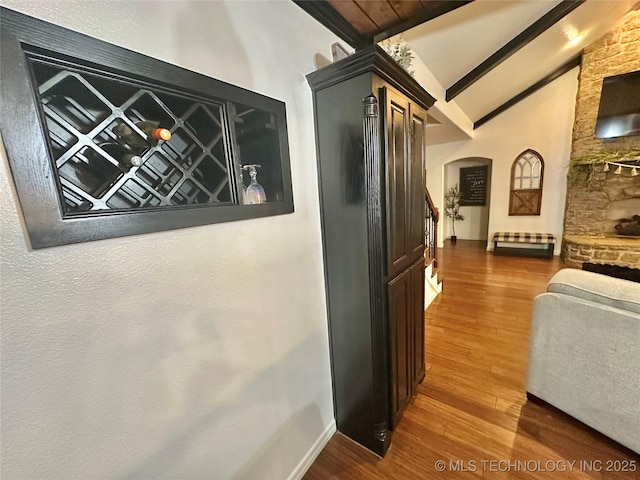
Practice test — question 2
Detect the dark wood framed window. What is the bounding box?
[509,149,544,216]
[0,8,293,248]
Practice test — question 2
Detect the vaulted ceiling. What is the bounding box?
[295,0,639,145]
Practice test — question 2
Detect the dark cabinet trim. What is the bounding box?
[363,94,392,455]
[306,45,436,111]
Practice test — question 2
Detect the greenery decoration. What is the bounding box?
[444,183,464,237]
[567,148,640,189]
[380,37,415,77]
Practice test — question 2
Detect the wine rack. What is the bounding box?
[0,8,293,248]
[33,57,240,213]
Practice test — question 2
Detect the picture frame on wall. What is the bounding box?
[459,165,488,206]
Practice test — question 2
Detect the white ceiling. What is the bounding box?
[402,0,638,144]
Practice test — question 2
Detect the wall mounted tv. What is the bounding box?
[595,69,640,139]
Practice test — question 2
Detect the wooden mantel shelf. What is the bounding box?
[564,235,640,246]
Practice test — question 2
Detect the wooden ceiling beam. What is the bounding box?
[446,0,586,102]
[473,55,581,129]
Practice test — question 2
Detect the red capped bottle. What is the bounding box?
[113,121,171,149]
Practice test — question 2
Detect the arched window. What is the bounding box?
[509,149,544,215]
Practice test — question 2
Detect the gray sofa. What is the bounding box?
[526,268,640,453]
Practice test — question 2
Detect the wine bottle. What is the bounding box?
[113,121,172,148]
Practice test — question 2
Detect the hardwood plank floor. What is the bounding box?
[304,240,639,479]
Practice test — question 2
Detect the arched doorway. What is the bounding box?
[443,157,492,245]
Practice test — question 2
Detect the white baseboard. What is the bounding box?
[288,420,337,480]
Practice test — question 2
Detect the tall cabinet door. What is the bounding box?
[388,258,426,427]
[409,104,427,258]
[388,267,411,428]
[382,87,411,279]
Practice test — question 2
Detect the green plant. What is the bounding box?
[380,37,415,77]
[444,183,464,237]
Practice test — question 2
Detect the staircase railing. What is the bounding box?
[425,187,439,268]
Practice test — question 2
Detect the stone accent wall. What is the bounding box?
[562,237,640,267]
[571,5,640,159]
[564,171,640,237]
[563,5,640,268]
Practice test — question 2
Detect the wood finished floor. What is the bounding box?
[304,240,639,479]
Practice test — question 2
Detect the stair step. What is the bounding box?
[428,275,443,293]
[424,261,443,309]
[433,267,443,284]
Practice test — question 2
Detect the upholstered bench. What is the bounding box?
[492,232,555,259]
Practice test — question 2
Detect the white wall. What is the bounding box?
[409,42,474,140]
[0,2,337,479]
[443,158,491,241]
[427,67,579,254]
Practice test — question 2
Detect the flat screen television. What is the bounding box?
[594,69,640,139]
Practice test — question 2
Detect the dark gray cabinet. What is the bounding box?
[307,45,434,456]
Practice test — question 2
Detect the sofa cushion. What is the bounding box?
[547,269,640,315]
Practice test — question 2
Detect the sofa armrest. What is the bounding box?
[547,269,640,315]
[527,292,640,453]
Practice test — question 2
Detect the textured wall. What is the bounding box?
[563,6,640,267]
[0,1,337,479]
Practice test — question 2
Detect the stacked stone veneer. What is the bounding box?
[563,5,640,268]
[562,237,640,266]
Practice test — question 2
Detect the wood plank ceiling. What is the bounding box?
[326,0,436,34]
[294,0,473,47]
